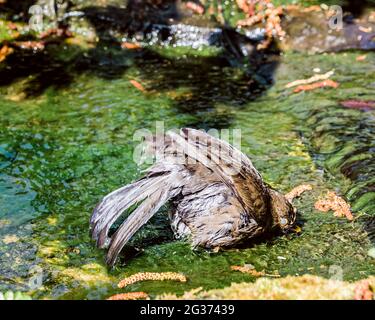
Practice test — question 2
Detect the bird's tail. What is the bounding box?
[90,170,182,266]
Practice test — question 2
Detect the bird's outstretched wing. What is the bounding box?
[90,165,186,266]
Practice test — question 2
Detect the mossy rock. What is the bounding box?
[159,275,375,300]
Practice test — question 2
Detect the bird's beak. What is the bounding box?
[282,225,301,235]
[290,225,302,234]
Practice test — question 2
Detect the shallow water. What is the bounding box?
[0,35,374,299]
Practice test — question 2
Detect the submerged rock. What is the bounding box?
[66,3,375,54]
[281,7,375,53]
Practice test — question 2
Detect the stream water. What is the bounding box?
[0,2,374,300]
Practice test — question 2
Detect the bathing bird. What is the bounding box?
[90,128,296,266]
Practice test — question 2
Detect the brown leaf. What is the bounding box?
[129,80,146,92]
[293,80,339,93]
[186,1,205,15]
[285,70,334,88]
[121,42,141,50]
[0,45,14,63]
[356,54,367,61]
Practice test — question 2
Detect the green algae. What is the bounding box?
[0,20,16,42]
[0,21,374,300]
[0,290,32,300]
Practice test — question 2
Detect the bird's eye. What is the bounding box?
[280,218,288,226]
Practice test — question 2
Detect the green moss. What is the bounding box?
[0,20,17,42]
[0,27,374,299]
[0,291,32,300]
[352,193,375,212]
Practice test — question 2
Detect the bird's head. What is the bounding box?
[268,188,296,233]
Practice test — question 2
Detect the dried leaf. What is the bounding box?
[356,54,367,61]
[285,70,334,88]
[121,42,141,50]
[355,54,367,61]
[186,1,205,15]
[0,45,14,63]
[293,79,339,93]
[129,80,146,92]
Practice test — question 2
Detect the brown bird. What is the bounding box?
[90,128,296,266]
